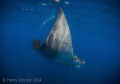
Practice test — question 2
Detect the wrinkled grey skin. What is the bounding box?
[34,7,85,67]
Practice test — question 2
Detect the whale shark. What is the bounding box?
[33,7,85,67]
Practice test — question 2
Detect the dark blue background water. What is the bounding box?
[0,0,120,84]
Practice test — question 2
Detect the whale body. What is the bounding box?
[33,7,85,67]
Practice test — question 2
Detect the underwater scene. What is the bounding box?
[0,0,120,84]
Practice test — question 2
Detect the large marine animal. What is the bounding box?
[33,7,85,67]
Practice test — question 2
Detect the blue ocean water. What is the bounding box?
[0,0,120,84]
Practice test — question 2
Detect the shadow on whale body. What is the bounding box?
[33,7,85,67]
